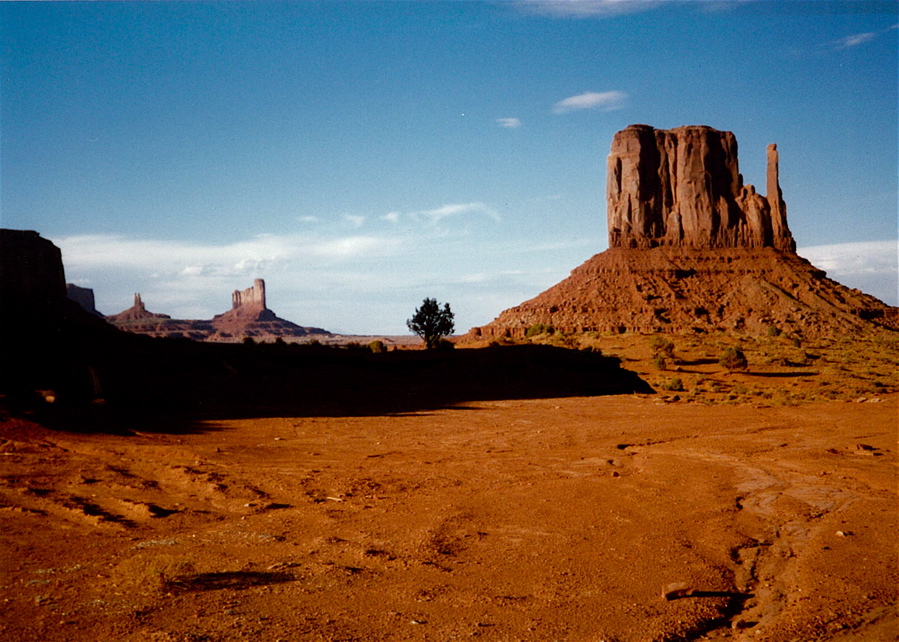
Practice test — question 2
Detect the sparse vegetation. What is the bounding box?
[526,323,555,338]
[719,347,749,371]
[407,298,455,349]
[661,377,684,392]
[368,340,386,354]
[650,336,675,359]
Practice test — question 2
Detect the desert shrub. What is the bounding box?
[368,340,386,354]
[436,338,455,350]
[526,323,554,338]
[766,324,782,338]
[650,336,675,359]
[652,354,667,370]
[661,377,684,392]
[242,336,255,345]
[720,347,749,371]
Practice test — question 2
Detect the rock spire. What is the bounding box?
[606,125,795,252]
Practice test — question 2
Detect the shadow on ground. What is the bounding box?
[2,308,653,433]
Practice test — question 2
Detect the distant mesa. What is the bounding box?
[107,278,331,342]
[471,124,898,339]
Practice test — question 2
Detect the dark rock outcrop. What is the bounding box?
[0,229,66,306]
[1,230,117,406]
[66,284,102,316]
[607,125,795,252]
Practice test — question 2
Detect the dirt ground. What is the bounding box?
[1,365,896,642]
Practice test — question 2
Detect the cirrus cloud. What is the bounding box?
[833,23,898,50]
[517,0,661,19]
[552,90,627,114]
[496,117,522,129]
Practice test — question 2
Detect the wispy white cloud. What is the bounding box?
[496,117,522,129]
[833,23,897,49]
[414,202,501,224]
[298,215,320,224]
[51,201,509,332]
[343,214,366,228]
[835,31,877,49]
[552,90,627,114]
[56,232,399,276]
[517,0,661,19]
[799,240,898,305]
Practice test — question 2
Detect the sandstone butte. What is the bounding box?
[469,124,898,340]
[104,279,330,341]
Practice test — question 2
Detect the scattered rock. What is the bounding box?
[662,582,694,600]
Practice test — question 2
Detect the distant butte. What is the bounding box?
[106,279,331,342]
[470,125,898,339]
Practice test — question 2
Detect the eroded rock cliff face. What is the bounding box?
[607,125,795,252]
[469,125,896,339]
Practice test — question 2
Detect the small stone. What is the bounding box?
[836,530,849,537]
[663,582,693,600]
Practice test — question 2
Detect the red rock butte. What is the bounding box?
[607,125,794,252]
[471,125,898,339]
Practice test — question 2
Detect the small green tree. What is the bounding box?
[407,298,455,350]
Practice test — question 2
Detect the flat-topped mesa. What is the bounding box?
[232,278,267,311]
[607,125,795,252]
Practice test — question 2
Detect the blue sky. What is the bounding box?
[2,0,897,334]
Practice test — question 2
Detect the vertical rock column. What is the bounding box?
[766,144,795,252]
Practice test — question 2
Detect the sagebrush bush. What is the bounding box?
[650,336,675,359]
[720,347,749,371]
[661,377,684,392]
[368,340,386,354]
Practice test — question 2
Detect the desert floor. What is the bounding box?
[1,375,896,642]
